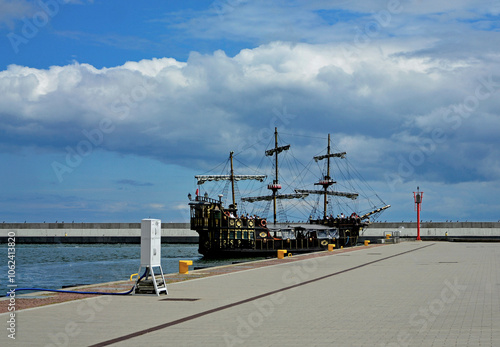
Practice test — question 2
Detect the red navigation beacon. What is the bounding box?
[413,187,423,241]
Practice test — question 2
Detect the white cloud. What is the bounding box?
[1,1,499,222]
[0,40,499,193]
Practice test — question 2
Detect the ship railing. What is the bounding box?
[309,217,363,226]
[194,195,221,204]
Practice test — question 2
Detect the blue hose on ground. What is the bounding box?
[4,269,148,297]
[5,287,135,296]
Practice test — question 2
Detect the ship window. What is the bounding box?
[317,231,329,238]
[236,231,242,239]
[243,231,248,239]
[229,231,235,239]
[281,229,296,240]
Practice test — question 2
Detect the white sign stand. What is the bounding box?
[134,219,168,295]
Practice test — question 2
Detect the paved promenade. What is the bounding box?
[2,242,499,346]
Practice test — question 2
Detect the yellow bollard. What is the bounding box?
[179,260,193,274]
[364,240,370,246]
[277,249,287,259]
[341,246,343,249]
[328,244,335,251]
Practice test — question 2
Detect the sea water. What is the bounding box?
[0,244,244,296]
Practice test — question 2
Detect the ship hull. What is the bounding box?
[198,246,330,258]
[196,222,362,258]
[197,235,335,258]
[189,196,363,259]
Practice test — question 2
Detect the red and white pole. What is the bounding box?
[414,187,423,241]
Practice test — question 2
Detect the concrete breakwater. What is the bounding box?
[0,222,198,244]
[1,221,500,243]
[362,221,500,242]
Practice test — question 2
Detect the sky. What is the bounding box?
[0,0,499,223]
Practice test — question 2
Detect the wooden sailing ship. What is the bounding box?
[189,128,390,257]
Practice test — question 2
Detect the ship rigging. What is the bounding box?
[188,128,390,257]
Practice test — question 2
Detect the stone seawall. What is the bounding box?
[362,222,500,242]
[0,222,190,229]
[1,222,499,243]
[0,223,197,244]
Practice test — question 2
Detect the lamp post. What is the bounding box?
[413,187,423,241]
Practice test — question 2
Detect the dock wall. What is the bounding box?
[0,223,197,244]
[362,222,500,242]
[1,222,499,243]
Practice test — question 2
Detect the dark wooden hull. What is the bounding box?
[189,196,363,259]
[199,246,327,259]
[196,225,361,258]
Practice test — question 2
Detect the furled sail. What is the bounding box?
[196,175,266,185]
[242,192,309,203]
[294,189,358,200]
[313,151,346,162]
[265,144,290,157]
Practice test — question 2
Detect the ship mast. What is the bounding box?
[230,151,236,207]
[242,128,308,225]
[195,153,266,208]
[322,134,333,219]
[295,134,358,219]
[267,127,287,225]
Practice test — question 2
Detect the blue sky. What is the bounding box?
[1,0,500,223]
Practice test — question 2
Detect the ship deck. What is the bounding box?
[1,241,499,346]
